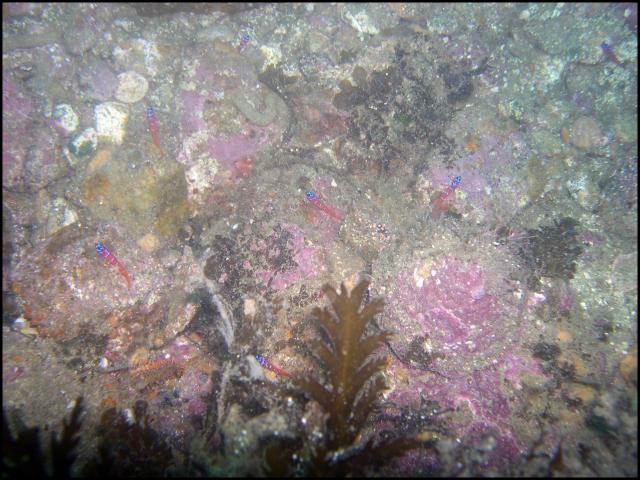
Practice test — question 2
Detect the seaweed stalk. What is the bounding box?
[50,397,84,476]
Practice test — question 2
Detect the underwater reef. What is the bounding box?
[2,3,636,477]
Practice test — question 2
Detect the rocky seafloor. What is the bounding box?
[3,3,637,477]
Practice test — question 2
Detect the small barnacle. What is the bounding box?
[122,408,136,425]
[556,360,577,380]
[204,235,244,290]
[403,335,444,369]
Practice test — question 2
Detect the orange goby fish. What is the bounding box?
[146,105,162,150]
[255,354,291,378]
[95,242,132,290]
[431,176,461,218]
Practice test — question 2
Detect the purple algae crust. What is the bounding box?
[386,256,545,465]
[389,256,503,365]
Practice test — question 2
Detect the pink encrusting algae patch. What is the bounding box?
[254,223,320,291]
[207,134,259,170]
[386,256,546,467]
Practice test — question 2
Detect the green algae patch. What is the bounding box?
[155,199,192,239]
[230,82,287,126]
[81,149,189,242]
[526,156,547,202]
[526,156,566,203]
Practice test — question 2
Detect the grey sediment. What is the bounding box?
[3,31,61,52]
[230,83,287,126]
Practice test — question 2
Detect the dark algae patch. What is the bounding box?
[515,217,583,290]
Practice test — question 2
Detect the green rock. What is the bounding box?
[84,149,189,241]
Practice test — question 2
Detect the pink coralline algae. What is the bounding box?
[2,77,33,188]
[424,131,529,223]
[175,46,290,203]
[390,257,504,363]
[254,223,320,292]
[180,91,206,136]
[207,134,258,171]
[2,77,33,125]
[78,57,118,102]
[558,282,573,313]
[386,256,544,468]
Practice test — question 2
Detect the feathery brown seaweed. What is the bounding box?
[294,279,417,475]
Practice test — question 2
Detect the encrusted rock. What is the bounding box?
[52,104,79,136]
[69,127,98,158]
[340,202,391,262]
[63,17,97,55]
[183,150,221,204]
[45,197,80,237]
[619,344,637,386]
[567,115,605,151]
[229,82,287,126]
[95,102,129,145]
[114,70,149,104]
[137,233,160,252]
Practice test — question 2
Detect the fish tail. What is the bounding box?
[312,198,343,223]
[431,194,445,217]
[147,108,162,148]
[151,130,162,149]
[274,366,291,377]
[322,204,344,223]
[117,263,133,290]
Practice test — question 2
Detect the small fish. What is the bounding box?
[96,242,132,290]
[431,176,461,218]
[255,354,291,378]
[305,191,344,223]
[146,106,162,149]
[600,42,622,66]
[237,34,251,52]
